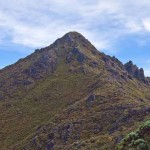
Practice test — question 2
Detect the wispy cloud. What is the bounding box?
[0,0,150,53]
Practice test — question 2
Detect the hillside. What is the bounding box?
[0,32,150,150]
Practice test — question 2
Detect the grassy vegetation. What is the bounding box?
[1,57,150,150]
[0,60,99,150]
[21,77,150,150]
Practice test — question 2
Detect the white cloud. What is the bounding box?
[143,19,150,32]
[125,21,142,33]
[144,69,150,77]
[0,0,150,53]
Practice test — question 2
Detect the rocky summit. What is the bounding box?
[0,32,150,150]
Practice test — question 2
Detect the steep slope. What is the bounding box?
[0,32,150,150]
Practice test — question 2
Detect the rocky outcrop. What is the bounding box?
[102,55,124,70]
[124,61,148,84]
[23,54,57,79]
[101,56,149,84]
[66,48,86,63]
[102,55,128,81]
[124,61,138,76]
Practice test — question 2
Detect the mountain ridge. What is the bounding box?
[0,31,150,150]
[1,31,149,82]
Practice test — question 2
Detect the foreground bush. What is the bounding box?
[116,120,150,150]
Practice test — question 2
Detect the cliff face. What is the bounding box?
[0,32,150,150]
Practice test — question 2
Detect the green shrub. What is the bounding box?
[116,120,150,150]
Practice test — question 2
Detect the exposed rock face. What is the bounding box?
[102,57,149,84]
[124,61,138,76]
[102,55,124,71]
[124,61,148,84]
[101,55,149,84]
[101,55,128,81]
[23,53,58,79]
[66,48,86,63]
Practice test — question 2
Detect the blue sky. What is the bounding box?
[0,0,150,76]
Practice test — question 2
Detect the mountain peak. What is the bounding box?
[62,31,88,42]
[47,31,98,60]
[52,31,93,48]
[64,31,83,37]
